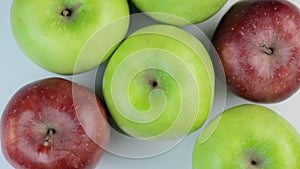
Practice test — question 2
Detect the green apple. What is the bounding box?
[11,0,129,74]
[102,24,215,140]
[193,104,300,169]
[131,0,228,25]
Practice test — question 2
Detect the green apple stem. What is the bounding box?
[61,3,82,17]
[260,42,273,55]
[43,128,56,146]
[249,157,263,168]
[251,160,257,166]
[144,71,159,88]
[151,80,158,88]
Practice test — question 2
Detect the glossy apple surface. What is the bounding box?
[193,104,300,169]
[102,24,215,140]
[213,0,300,103]
[11,0,129,74]
[1,78,110,169]
[131,0,227,25]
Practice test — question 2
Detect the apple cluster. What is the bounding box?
[1,0,300,169]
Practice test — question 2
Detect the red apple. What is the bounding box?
[213,0,300,103]
[1,78,110,169]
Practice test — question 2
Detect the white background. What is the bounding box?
[1,0,300,168]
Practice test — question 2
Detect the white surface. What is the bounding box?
[1,0,300,168]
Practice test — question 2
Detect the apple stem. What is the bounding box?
[61,3,82,17]
[152,81,158,88]
[251,160,257,166]
[44,128,56,146]
[260,42,273,55]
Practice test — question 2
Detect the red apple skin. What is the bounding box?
[213,0,300,103]
[1,78,110,169]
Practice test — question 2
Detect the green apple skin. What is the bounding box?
[131,0,228,25]
[193,104,300,169]
[102,24,215,139]
[11,0,129,74]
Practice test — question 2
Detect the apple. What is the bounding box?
[130,0,228,25]
[11,0,130,74]
[192,104,300,169]
[1,78,110,169]
[212,0,300,103]
[102,24,215,140]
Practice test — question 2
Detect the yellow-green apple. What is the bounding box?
[130,0,228,25]
[213,0,300,103]
[1,78,110,169]
[102,24,215,140]
[193,104,300,169]
[11,0,129,74]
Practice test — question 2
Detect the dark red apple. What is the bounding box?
[213,0,300,103]
[1,78,110,169]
